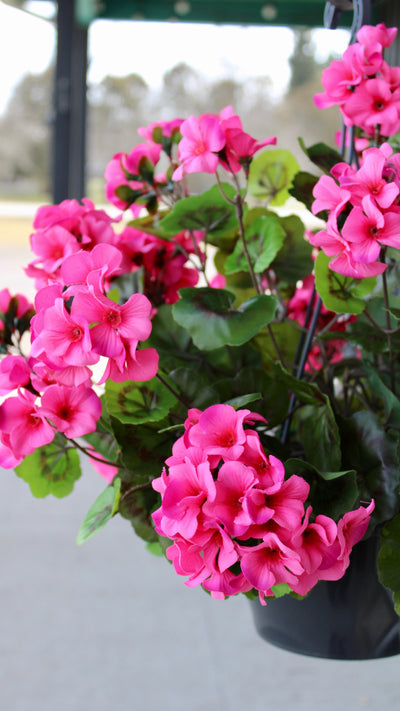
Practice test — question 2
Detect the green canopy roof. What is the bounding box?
[1,0,382,28]
[75,0,381,27]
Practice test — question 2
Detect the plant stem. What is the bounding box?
[156,372,189,407]
[67,437,122,470]
[234,193,260,294]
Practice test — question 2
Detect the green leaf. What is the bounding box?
[298,138,343,174]
[294,402,342,473]
[285,459,356,480]
[146,540,164,556]
[15,438,82,498]
[225,392,262,408]
[339,411,400,524]
[364,363,400,429]
[285,459,358,520]
[115,185,143,205]
[248,149,300,205]
[169,367,218,409]
[158,183,238,238]
[288,171,322,214]
[76,478,121,545]
[224,214,286,275]
[147,304,193,371]
[378,516,400,614]
[105,377,176,425]
[253,320,301,371]
[272,361,329,407]
[270,214,313,284]
[118,483,160,543]
[172,287,278,350]
[215,366,290,427]
[110,417,174,484]
[271,583,291,598]
[315,250,376,314]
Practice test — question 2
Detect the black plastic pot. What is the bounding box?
[250,535,400,660]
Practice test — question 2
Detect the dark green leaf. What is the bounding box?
[270,214,313,284]
[378,515,400,614]
[298,138,343,173]
[110,417,174,484]
[288,171,322,214]
[118,483,160,543]
[294,402,342,473]
[339,411,400,523]
[364,363,400,429]
[285,458,358,520]
[215,366,290,427]
[172,287,277,350]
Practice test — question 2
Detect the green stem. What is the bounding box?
[234,193,260,294]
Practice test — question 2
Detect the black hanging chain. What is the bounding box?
[280,0,371,445]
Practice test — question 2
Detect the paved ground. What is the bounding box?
[0,205,399,710]
[1,465,399,711]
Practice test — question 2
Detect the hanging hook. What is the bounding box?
[324,0,371,40]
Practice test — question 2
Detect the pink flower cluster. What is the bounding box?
[310,142,400,277]
[116,225,201,306]
[152,404,374,603]
[0,199,160,470]
[105,118,184,214]
[315,23,400,137]
[104,108,276,214]
[173,106,277,180]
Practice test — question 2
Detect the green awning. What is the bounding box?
[75,0,382,28]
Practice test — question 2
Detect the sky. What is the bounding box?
[0,1,350,116]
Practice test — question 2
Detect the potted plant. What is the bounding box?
[1,19,400,661]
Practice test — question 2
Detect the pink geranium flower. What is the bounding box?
[314,44,367,109]
[0,355,31,395]
[221,125,277,174]
[343,78,400,135]
[0,389,54,457]
[30,297,98,368]
[240,533,304,603]
[357,22,397,49]
[187,404,256,461]
[71,288,154,366]
[153,456,216,540]
[172,114,226,180]
[203,460,256,537]
[40,383,102,438]
[342,202,400,261]
[312,173,351,217]
[339,144,399,210]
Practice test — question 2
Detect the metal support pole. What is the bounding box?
[52,0,88,202]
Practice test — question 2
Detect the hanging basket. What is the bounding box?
[250,535,400,660]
